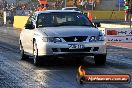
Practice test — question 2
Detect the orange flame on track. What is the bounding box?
[78,65,86,76]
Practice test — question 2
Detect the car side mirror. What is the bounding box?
[94,22,101,27]
[25,23,35,29]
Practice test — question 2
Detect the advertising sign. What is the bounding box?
[105,28,132,42]
[76,66,130,84]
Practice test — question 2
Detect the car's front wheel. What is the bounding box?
[33,41,41,66]
[94,54,106,65]
[20,41,29,60]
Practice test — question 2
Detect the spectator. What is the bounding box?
[84,0,88,10]
[37,5,42,11]
[37,4,47,11]
[42,4,47,11]
[55,0,61,10]
[124,1,129,21]
[3,0,7,11]
[80,0,85,11]
[73,0,77,6]
[61,1,64,8]
[32,5,37,11]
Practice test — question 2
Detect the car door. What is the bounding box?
[21,14,36,55]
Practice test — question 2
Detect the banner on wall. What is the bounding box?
[105,28,132,42]
[38,0,48,5]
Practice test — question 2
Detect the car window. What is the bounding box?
[56,15,74,23]
[37,12,94,27]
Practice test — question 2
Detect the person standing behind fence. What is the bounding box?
[37,4,47,11]
[84,0,88,10]
[81,0,85,12]
[32,5,37,11]
[42,4,47,11]
[124,1,129,21]
[55,0,59,10]
[37,5,42,11]
[61,1,64,8]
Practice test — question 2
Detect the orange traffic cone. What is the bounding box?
[87,11,92,22]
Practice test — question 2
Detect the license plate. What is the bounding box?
[69,44,84,49]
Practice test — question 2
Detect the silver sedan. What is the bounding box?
[19,10,107,66]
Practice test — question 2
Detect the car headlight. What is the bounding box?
[96,31,105,41]
[53,38,62,42]
[42,37,62,42]
[89,36,96,42]
[97,35,105,41]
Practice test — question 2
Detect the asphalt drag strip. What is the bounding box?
[0,27,132,88]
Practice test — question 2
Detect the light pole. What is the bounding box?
[3,0,7,26]
[64,0,66,7]
[119,0,120,11]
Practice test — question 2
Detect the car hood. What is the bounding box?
[38,26,100,37]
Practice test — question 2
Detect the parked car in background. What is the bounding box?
[62,7,81,12]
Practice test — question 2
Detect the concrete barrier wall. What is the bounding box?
[13,16,29,29]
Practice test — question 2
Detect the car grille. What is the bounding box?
[63,36,88,42]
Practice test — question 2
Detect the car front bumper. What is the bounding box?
[37,41,107,56]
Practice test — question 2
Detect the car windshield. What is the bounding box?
[37,12,93,27]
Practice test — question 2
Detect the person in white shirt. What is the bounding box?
[81,0,85,11]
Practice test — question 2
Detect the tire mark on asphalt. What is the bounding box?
[0,44,128,88]
[0,41,19,54]
[0,43,118,88]
[0,46,81,88]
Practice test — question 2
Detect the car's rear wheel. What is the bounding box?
[33,41,41,66]
[20,41,29,60]
[94,54,106,65]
